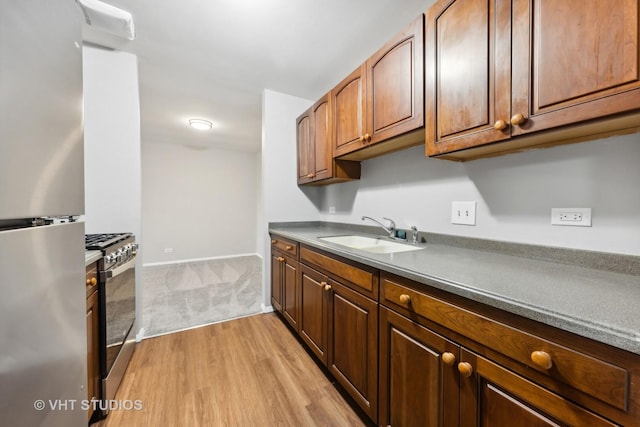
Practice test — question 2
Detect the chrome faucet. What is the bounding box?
[411,226,419,244]
[362,216,396,238]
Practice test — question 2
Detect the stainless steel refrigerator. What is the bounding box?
[0,1,87,426]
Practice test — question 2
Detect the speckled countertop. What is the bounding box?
[269,222,640,355]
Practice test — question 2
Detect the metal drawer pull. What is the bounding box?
[531,351,553,370]
[102,256,137,280]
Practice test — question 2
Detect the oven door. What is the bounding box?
[100,256,136,385]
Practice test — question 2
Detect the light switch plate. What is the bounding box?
[551,208,592,227]
[451,201,476,225]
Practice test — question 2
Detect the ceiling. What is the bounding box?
[81,0,432,152]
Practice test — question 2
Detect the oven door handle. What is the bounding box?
[102,256,137,280]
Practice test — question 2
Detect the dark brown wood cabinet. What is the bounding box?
[379,306,459,427]
[425,0,640,160]
[299,264,329,363]
[271,235,640,426]
[458,348,619,427]
[380,271,640,427]
[299,245,380,422]
[332,15,425,161]
[327,280,378,421]
[270,236,300,331]
[86,262,100,421]
[297,94,360,186]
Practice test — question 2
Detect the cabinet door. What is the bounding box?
[86,289,100,421]
[367,14,424,146]
[425,0,511,155]
[311,95,333,181]
[299,264,329,364]
[296,109,314,184]
[333,65,367,157]
[511,0,640,136]
[281,258,300,331]
[327,280,378,421]
[459,349,619,427]
[270,252,283,312]
[379,307,459,427]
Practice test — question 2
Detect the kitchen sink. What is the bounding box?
[319,235,422,254]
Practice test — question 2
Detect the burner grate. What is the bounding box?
[85,233,133,250]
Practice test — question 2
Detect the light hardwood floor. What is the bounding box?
[93,313,370,426]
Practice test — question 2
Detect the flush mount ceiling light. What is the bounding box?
[188,119,213,130]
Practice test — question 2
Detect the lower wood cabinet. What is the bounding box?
[328,280,378,421]
[299,264,329,363]
[379,306,459,427]
[270,236,640,426]
[86,262,100,422]
[459,349,619,427]
[299,264,379,421]
[271,236,300,331]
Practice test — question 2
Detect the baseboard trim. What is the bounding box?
[143,253,261,267]
[262,303,274,313]
[135,327,145,343]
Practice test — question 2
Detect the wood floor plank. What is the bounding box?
[93,313,370,427]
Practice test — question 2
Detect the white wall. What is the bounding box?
[141,142,259,264]
[83,45,143,335]
[260,89,319,307]
[321,133,640,255]
[83,46,141,238]
[260,89,640,293]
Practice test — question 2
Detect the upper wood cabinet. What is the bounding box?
[333,14,425,161]
[332,65,367,158]
[425,0,640,160]
[297,94,360,186]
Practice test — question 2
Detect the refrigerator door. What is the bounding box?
[0,222,86,426]
[0,0,84,219]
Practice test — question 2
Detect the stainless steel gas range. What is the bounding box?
[85,233,138,415]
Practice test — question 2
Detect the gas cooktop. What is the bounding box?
[85,233,133,250]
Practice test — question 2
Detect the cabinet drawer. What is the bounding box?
[270,235,298,258]
[381,274,629,411]
[300,245,378,299]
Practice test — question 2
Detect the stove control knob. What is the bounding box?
[131,243,139,254]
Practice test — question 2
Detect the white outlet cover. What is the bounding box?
[551,208,592,227]
[451,201,476,225]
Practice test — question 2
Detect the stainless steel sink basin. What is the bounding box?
[319,235,422,254]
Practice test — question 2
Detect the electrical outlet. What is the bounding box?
[551,208,592,227]
[164,248,173,253]
[329,206,336,214]
[451,201,476,225]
